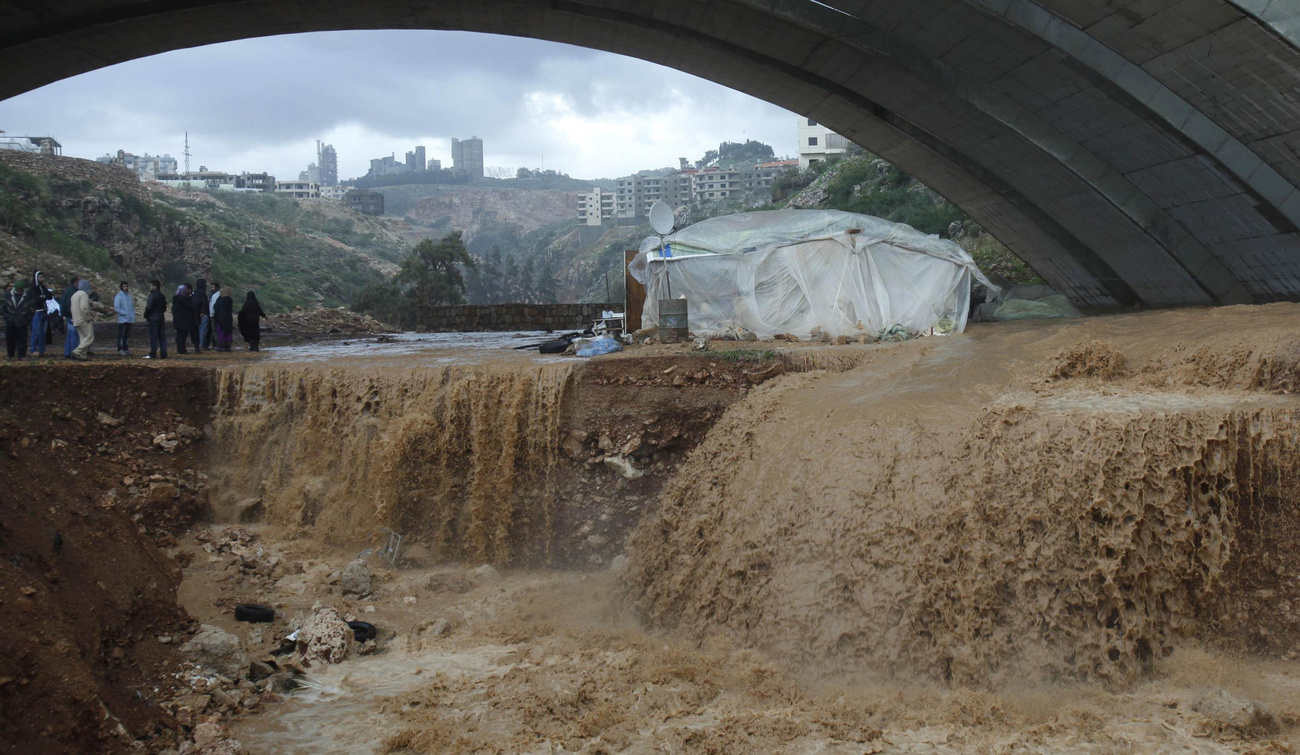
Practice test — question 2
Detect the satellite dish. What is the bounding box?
[649,201,675,236]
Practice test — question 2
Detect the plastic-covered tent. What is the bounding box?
[629,209,995,340]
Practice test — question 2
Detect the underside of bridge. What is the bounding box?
[4,0,1300,310]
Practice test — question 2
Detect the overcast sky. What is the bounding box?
[0,31,798,182]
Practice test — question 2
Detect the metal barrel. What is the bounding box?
[659,298,689,344]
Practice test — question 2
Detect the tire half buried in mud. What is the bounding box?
[348,621,377,643]
[235,604,276,623]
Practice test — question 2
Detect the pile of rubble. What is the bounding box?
[266,306,397,336]
[163,533,387,754]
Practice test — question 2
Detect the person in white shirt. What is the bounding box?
[70,280,94,360]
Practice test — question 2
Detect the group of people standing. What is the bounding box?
[2,272,267,361]
[2,271,97,360]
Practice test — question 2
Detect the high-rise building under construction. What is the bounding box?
[451,137,484,180]
[317,141,338,186]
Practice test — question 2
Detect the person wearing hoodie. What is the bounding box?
[26,271,52,357]
[2,279,32,359]
[237,291,267,351]
[173,284,197,354]
[195,278,210,350]
[61,275,80,358]
[213,288,235,351]
[113,280,136,355]
[70,279,94,360]
[142,279,168,360]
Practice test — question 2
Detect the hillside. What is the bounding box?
[0,154,411,313]
[152,188,409,311]
[780,154,1038,283]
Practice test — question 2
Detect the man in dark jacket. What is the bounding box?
[2,279,32,359]
[172,284,197,354]
[26,271,53,357]
[143,279,168,360]
[61,275,79,358]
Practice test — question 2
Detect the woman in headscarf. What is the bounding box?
[172,284,196,354]
[237,291,267,351]
[213,287,234,352]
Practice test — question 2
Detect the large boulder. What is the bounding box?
[340,559,371,595]
[1193,689,1279,736]
[181,624,248,677]
[295,607,353,664]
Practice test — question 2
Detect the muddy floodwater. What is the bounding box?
[263,330,569,365]
[174,304,1300,753]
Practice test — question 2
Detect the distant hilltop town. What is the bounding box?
[577,115,847,226]
[365,137,483,181]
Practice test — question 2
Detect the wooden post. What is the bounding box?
[624,249,645,332]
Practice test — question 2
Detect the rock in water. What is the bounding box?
[340,558,371,595]
[295,607,353,664]
[182,624,249,677]
[1193,689,1279,736]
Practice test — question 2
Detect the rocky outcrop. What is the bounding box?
[62,192,215,279]
[0,151,148,201]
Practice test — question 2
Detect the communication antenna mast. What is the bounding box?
[183,132,192,189]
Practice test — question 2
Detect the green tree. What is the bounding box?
[501,254,522,302]
[518,256,536,303]
[535,257,559,303]
[354,279,414,329]
[400,231,475,327]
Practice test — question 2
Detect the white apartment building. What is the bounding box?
[576,186,617,226]
[797,116,850,167]
[96,150,179,180]
[276,180,320,199]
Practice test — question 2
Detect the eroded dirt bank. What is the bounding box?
[0,366,214,754]
[628,304,1300,689]
[208,350,841,569]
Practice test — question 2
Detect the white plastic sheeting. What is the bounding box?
[629,209,995,340]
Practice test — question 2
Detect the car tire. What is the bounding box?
[234,603,276,623]
[348,621,377,643]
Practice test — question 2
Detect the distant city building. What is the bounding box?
[405,145,426,172]
[615,172,670,220]
[691,167,746,202]
[276,180,320,199]
[797,116,849,168]
[583,156,797,224]
[299,163,321,183]
[368,153,408,178]
[576,187,617,226]
[319,184,351,201]
[428,158,441,171]
[96,150,176,179]
[451,137,484,180]
[1,136,61,155]
[344,188,384,215]
[238,172,276,192]
[151,169,276,193]
[318,142,338,186]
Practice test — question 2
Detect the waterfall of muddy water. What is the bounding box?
[212,361,574,564]
[627,304,1300,686]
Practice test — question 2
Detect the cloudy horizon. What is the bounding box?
[0,31,799,182]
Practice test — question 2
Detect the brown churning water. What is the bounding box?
[625,303,1300,686]
[211,361,575,565]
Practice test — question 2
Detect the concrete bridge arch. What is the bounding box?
[5,0,1300,310]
